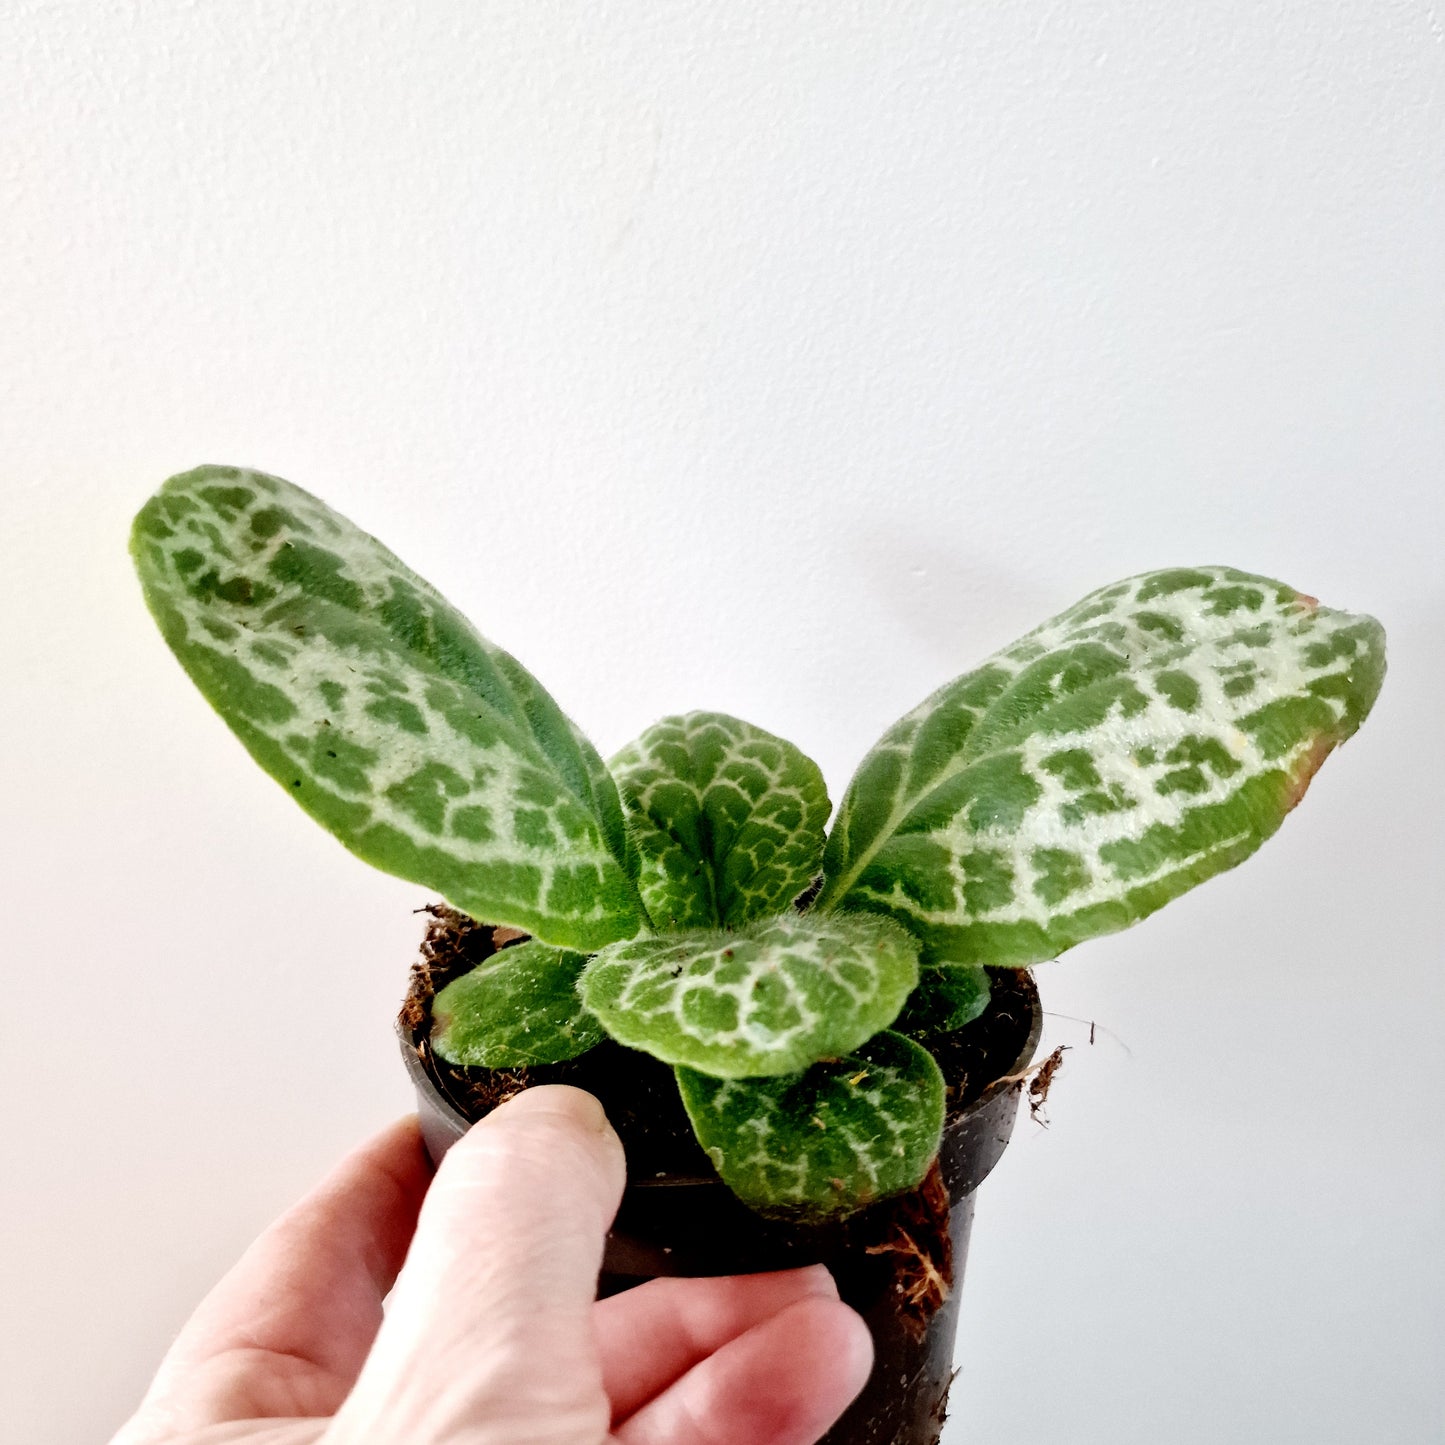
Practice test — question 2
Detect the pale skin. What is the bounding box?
[111,1086,874,1445]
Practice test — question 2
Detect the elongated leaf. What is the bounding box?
[818,567,1385,966]
[611,711,831,930]
[580,912,920,1077]
[132,465,643,949]
[676,1031,945,1218]
[430,940,603,1067]
[895,961,991,1037]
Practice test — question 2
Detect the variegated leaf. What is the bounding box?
[676,1031,945,1218]
[895,961,992,1037]
[579,912,920,1077]
[132,466,643,949]
[430,940,603,1067]
[818,568,1385,967]
[611,711,831,930]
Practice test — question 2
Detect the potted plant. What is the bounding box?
[131,464,1385,1445]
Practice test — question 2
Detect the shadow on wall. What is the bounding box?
[844,528,1057,667]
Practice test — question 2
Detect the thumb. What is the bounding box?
[327,1086,626,1445]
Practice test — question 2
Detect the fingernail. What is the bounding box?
[798,1264,841,1298]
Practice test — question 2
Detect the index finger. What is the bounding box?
[137,1117,431,1426]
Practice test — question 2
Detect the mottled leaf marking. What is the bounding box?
[611,711,831,930]
[132,466,642,949]
[580,912,920,1077]
[676,1031,945,1218]
[430,940,603,1067]
[818,568,1385,966]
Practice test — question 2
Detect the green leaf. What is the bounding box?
[676,1031,946,1219]
[611,711,831,930]
[579,912,920,1078]
[430,940,604,1067]
[895,961,992,1037]
[818,567,1385,966]
[131,465,643,950]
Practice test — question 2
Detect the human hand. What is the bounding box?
[111,1086,873,1445]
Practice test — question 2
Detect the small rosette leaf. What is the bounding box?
[611,711,831,930]
[131,466,642,950]
[429,940,604,1067]
[895,961,992,1037]
[579,912,920,1078]
[676,1031,946,1219]
[818,567,1385,967]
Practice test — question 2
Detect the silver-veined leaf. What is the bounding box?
[818,567,1385,966]
[611,711,831,930]
[676,1031,945,1219]
[430,940,603,1067]
[132,465,643,949]
[579,912,919,1078]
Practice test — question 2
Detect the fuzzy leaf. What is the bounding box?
[676,1031,945,1219]
[132,465,642,950]
[579,912,920,1078]
[430,940,603,1067]
[895,962,992,1037]
[818,567,1385,966]
[611,711,831,930]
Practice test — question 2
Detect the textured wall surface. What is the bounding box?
[3,4,1442,1441]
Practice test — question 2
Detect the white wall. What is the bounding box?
[3,4,1441,1441]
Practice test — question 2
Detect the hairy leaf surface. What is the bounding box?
[611,711,831,930]
[580,912,920,1077]
[818,567,1385,966]
[132,466,642,948]
[676,1031,945,1218]
[430,941,603,1067]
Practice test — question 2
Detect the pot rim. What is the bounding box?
[397,969,1043,1190]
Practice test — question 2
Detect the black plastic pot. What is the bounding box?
[399,974,1041,1445]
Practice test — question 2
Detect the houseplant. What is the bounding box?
[131,465,1385,1443]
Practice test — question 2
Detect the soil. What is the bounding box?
[400,904,1038,1179]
